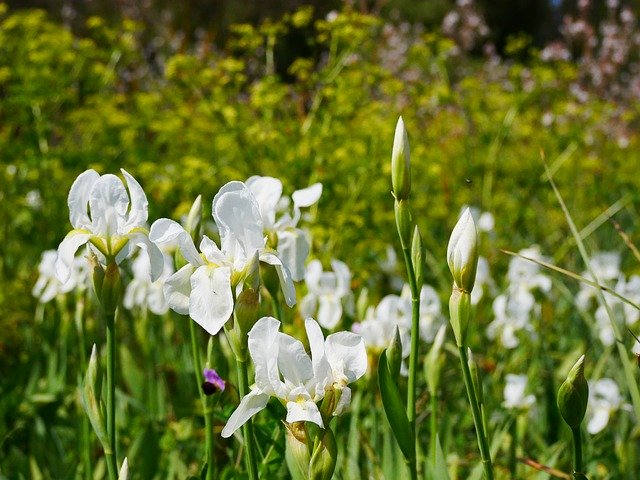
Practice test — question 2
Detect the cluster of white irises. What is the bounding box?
[41,167,371,478]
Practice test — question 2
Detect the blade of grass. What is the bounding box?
[542,158,640,420]
[554,194,632,262]
[500,249,640,312]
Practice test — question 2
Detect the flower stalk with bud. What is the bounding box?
[557,355,589,479]
[447,209,494,480]
[387,116,423,480]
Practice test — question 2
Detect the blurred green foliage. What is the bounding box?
[1,3,640,478]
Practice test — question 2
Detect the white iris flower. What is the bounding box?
[55,169,163,284]
[221,316,366,438]
[300,259,353,330]
[149,181,295,336]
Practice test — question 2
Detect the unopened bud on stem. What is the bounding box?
[391,116,411,200]
[447,208,478,293]
[557,355,588,429]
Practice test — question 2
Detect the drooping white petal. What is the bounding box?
[292,183,322,208]
[317,295,343,329]
[325,331,367,383]
[121,169,148,229]
[200,235,227,266]
[89,174,129,237]
[260,252,296,306]
[221,389,270,438]
[213,182,264,257]
[67,170,99,229]
[149,219,204,267]
[163,264,196,315]
[127,230,164,282]
[277,229,309,282]
[56,231,92,282]
[248,317,284,396]
[285,394,324,427]
[277,334,314,386]
[246,176,282,229]
[189,265,233,335]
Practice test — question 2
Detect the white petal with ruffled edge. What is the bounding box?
[325,331,367,383]
[189,265,233,335]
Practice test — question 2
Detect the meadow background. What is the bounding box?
[1,0,640,478]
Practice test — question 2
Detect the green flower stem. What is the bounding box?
[572,427,583,477]
[105,310,118,480]
[74,292,92,480]
[188,320,216,480]
[458,346,494,480]
[236,358,260,480]
[401,246,420,480]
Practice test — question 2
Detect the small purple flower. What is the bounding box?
[202,368,225,395]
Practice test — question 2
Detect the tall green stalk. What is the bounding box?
[105,310,118,480]
[236,358,260,480]
[401,246,420,480]
[74,291,92,480]
[459,347,494,480]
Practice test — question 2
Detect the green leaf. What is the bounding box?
[378,350,415,464]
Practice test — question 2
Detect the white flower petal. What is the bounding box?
[120,169,148,229]
[127,231,164,282]
[189,265,233,335]
[277,229,310,282]
[214,182,264,256]
[149,219,204,267]
[277,333,314,385]
[221,389,270,438]
[248,317,283,395]
[304,259,322,292]
[163,264,196,315]
[246,176,282,229]
[56,231,92,283]
[67,169,99,229]
[330,259,351,297]
[89,174,129,237]
[587,407,610,434]
[200,235,226,265]
[325,331,367,383]
[285,398,323,427]
[317,295,342,329]
[292,183,322,208]
[260,252,296,306]
[305,318,332,390]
